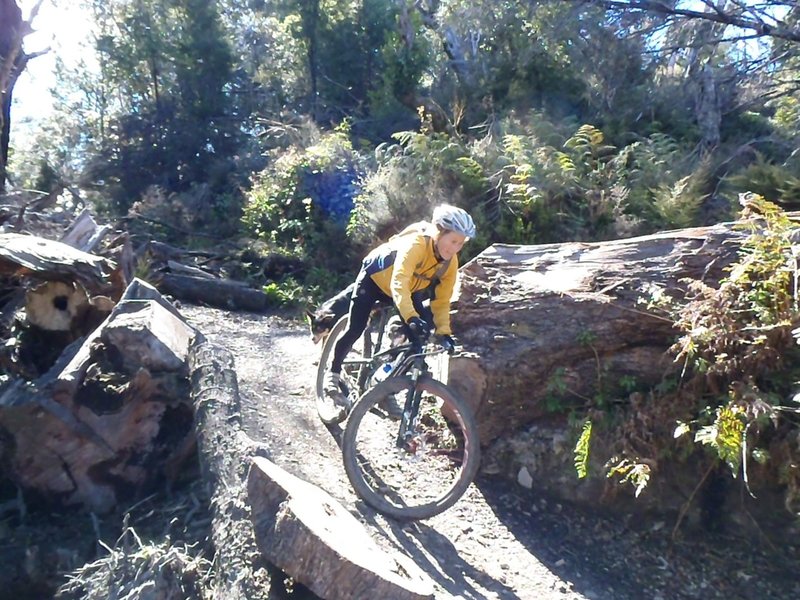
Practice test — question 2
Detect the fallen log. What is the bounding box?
[448,222,748,444]
[248,456,435,600]
[188,339,273,600]
[143,240,220,262]
[0,285,198,512]
[166,260,217,280]
[158,273,269,312]
[0,232,115,296]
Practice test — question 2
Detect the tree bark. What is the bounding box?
[0,0,45,191]
[448,221,747,444]
[188,339,274,600]
[0,0,23,191]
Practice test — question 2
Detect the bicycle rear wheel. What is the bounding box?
[315,315,373,424]
[342,375,481,520]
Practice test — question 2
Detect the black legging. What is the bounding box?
[331,271,432,374]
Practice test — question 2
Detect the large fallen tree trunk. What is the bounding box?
[448,222,748,444]
[446,217,800,539]
[188,339,274,600]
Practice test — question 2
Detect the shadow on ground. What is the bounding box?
[473,475,800,600]
[360,509,522,599]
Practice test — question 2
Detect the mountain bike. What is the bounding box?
[315,306,481,520]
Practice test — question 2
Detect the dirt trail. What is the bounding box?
[182,304,799,600]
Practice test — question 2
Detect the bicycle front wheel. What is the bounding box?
[342,375,481,520]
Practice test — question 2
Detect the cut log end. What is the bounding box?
[25,281,89,331]
[248,456,435,600]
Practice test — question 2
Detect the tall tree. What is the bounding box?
[571,1,800,43]
[0,0,46,191]
[78,0,237,211]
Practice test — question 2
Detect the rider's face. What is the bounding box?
[435,231,467,261]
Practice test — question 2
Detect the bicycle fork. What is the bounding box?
[396,365,423,450]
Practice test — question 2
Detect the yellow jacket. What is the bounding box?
[363,222,458,335]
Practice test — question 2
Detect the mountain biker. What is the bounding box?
[323,204,476,417]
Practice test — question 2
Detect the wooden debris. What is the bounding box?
[0,282,198,513]
[248,456,435,600]
[166,260,216,280]
[60,209,112,253]
[56,278,194,397]
[0,232,115,295]
[24,280,89,331]
[158,273,270,312]
[144,240,220,263]
[119,277,185,320]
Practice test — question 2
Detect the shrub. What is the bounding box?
[577,196,800,515]
[242,123,365,280]
[348,109,488,250]
[722,154,800,209]
[488,122,703,242]
[351,114,708,253]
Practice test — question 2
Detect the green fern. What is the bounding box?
[695,406,745,475]
[574,420,593,479]
[724,153,800,206]
[564,124,616,164]
[651,175,706,229]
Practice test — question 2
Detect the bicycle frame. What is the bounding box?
[335,304,448,448]
[356,339,446,450]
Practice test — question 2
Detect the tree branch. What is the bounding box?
[572,0,800,43]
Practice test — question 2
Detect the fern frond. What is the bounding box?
[695,405,745,475]
[574,420,593,479]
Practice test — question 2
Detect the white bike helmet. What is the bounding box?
[432,204,476,238]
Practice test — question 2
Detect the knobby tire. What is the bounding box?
[341,374,480,520]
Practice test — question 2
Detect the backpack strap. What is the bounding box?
[414,235,451,295]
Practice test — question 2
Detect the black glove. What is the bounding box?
[406,316,431,345]
[437,335,456,355]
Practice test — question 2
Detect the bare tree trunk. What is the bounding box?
[0,0,45,191]
[0,0,23,191]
